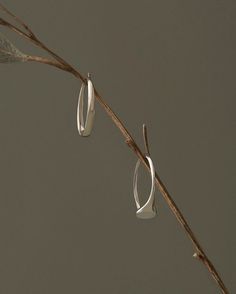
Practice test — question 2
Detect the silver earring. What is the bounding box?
[133,155,157,219]
[77,74,95,137]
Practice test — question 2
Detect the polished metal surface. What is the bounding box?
[133,155,157,219]
[77,77,95,137]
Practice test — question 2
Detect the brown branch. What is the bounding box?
[0,3,35,37]
[0,3,85,82]
[26,55,69,71]
[0,17,31,40]
[142,124,151,156]
[0,5,229,294]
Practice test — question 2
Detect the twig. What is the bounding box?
[0,3,35,37]
[142,124,150,156]
[0,4,229,294]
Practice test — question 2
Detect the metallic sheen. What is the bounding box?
[133,155,157,219]
[77,77,95,136]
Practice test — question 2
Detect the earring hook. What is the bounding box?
[133,124,157,219]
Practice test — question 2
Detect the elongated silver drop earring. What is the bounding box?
[77,74,95,136]
[133,155,157,219]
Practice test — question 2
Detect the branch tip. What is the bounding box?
[142,124,150,155]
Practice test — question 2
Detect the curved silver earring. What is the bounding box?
[77,74,95,137]
[133,155,157,219]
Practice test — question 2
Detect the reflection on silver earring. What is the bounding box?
[133,155,157,219]
[77,74,95,137]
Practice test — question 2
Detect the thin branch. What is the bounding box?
[0,3,35,37]
[0,17,31,40]
[0,6,229,294]
[26,55,69,71]
[142,124,150,156]
[0,4,85,81]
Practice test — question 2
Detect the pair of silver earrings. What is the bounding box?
[76,75,157,219]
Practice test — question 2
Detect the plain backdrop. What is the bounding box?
[0,1,235,293]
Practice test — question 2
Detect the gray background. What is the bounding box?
[0,0,235,293]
